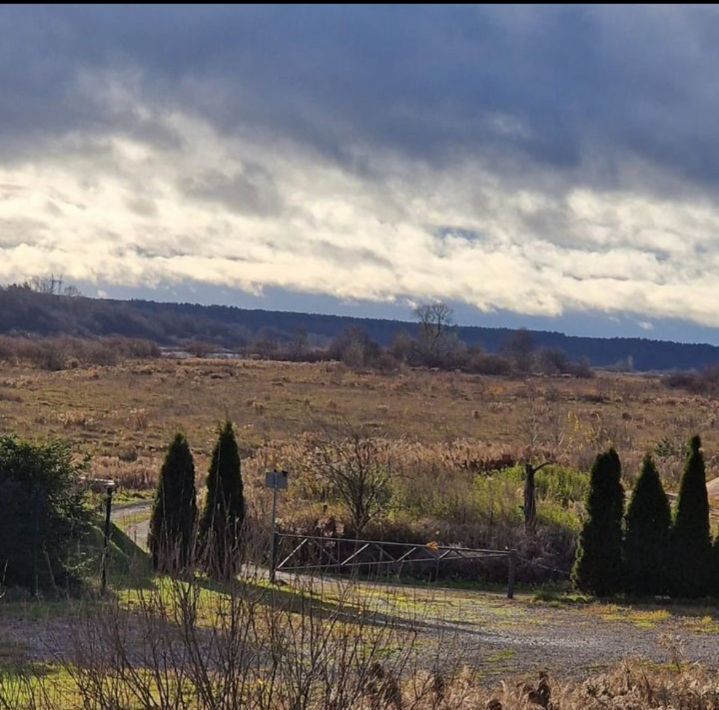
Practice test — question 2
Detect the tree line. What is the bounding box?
[6,282,719,372]
[573,435,718,598]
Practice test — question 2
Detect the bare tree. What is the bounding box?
[502,329,535,372]
[414,302,455,363]
[291,327,308,360]
[518,382,566,537]
[311,419,392,536]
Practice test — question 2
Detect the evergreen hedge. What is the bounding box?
[0,436,90,593]
[623,455,671,596]
[572,449,624,596]
[199,421,245,577]
[671,435,711,598]
[148,433,197,572]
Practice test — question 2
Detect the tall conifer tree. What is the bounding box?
[671,435,711,598]
[199,420,245,576]
[623,455,671,596]
[148,433,197,571]
[572,448,624,596]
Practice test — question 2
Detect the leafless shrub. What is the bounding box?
[308,419,393,537]
[33,527,436,710]
[129,408,149,431]
[0,335,159,371]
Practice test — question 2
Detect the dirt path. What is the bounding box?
[111,500,152,550]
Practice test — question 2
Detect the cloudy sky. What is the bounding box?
[3,5,719,342]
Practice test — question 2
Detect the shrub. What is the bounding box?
[664,366,719,395]
[148,433,197,572]
[534,465,589,506]
[199,421,245,577]
[623,455,671,596]
[464,350,513,376]
[0,436,91,593]
[572,449,624,596]
[311,426,392,537]
[670,435,712,598]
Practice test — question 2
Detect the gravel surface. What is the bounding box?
[85,498,719,680]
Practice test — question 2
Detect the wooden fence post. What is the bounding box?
[507,550,516,600]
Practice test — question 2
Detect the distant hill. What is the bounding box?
[1,284,718,372]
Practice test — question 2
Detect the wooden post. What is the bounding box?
[32,491,40,598]
[507,550,516,600]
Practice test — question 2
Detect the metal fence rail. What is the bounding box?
[273,533,517,598]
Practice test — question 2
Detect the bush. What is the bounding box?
[623,455,671,596]
[463,349,513,375]
[0,335,159,369]
[534,465,589,506]
[0,436,91,593]
[572,449,624,596]
[670,435,712,598]
[664,366,719,395]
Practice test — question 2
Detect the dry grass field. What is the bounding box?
[0,357,716,493]
[3,355,719,573]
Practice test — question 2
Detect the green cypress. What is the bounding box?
[148,433,197,572]
[623,455,671,596]
[199,420,245,577]
[572,448,624,596]
[670,435,711,598]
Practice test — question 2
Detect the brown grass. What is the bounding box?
[3,356,715,578]
[408,659,719,708]
[1,358,715,489]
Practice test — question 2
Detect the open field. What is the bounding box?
[4,359,719,706]
[3,356,719,572]
[1,357,717,491]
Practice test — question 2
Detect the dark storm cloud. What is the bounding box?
[6,6,719,334]
[2,5,719,192]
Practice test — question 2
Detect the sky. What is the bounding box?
[2,5,719,343]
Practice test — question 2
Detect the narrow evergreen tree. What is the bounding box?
[572,448,624,596]
[199,420,245,577]
[670,435,711,598]
[623,455,671,596]
[148,433,197,572]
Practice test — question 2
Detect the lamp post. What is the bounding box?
[101,481,115,594]
[81,477,116,593]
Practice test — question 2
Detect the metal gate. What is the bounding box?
[272,533,518,598]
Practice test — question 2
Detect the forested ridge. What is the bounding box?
[1,283,717,371]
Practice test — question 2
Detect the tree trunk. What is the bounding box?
[524,463,537,537]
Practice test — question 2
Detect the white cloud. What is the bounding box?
[1,75,719,328]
